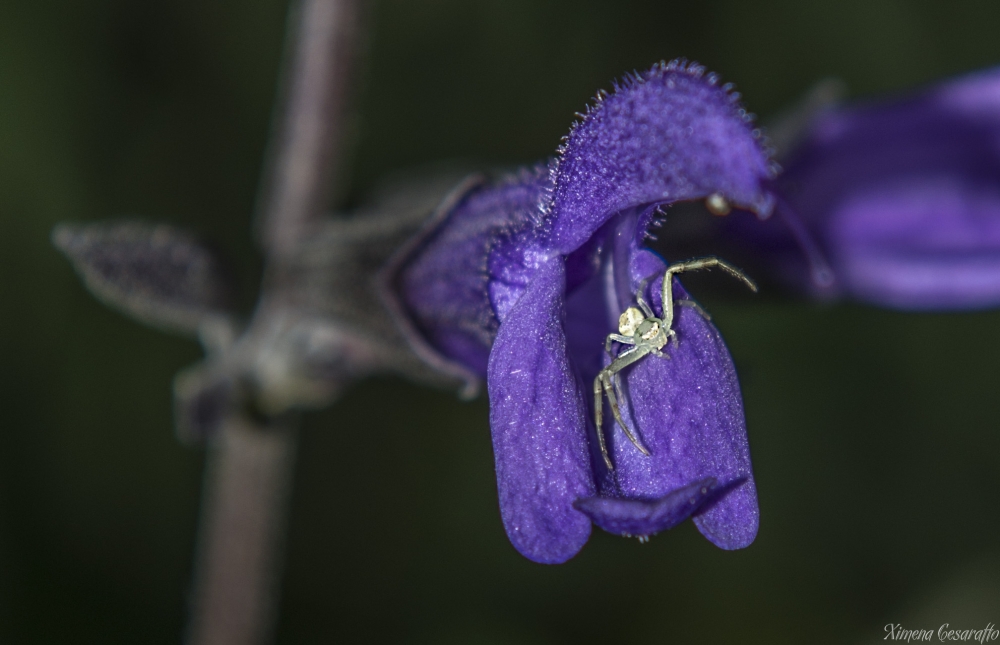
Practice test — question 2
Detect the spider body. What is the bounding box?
[594,257,756,470]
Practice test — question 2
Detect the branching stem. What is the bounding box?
[186,2,361,643]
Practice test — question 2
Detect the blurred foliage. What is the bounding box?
[2,0,1000,643]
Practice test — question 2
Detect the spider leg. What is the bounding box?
[665,256,757,290]
[661,257,757,329]
[660,270,679,331]
[593,373,614,470]
[636,275,652,296]
[637,297,655,319]
[596,343,638,456]
[594,343,654,468]
[605,333,634,358]
[676,298,711,321]
[610,370,627,416]
[635,276,656,318]
[601,371,650,457]
[597,346,654,456]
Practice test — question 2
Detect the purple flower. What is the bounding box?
[385,61,775,563]
[742,66,1000,309]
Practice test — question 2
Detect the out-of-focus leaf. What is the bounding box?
[52,221,237,335]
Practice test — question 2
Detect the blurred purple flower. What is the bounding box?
[386,61,775,563]
[741,66,1000,309]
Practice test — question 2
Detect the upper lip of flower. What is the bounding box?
[727,65,1000,310]
[392,60,775,563]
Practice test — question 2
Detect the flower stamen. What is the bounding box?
[705,192,732,216]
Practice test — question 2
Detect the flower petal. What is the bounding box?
[546,60,774,255]
[574,477,717,536]
[777,66,1000,309]
[487,256,596,563]
[395,168,549,376]
[607,272,759,549]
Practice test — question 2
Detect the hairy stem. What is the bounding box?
[258,0,361,262]
[186,418,297,645]
[187,1,360,643]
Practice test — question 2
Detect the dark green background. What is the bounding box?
[2,1,1000,642]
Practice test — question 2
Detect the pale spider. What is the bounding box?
[594,256,757,470]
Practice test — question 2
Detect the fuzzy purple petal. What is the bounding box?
[487,256,595,563]
[397,169,549,376]
[546,61,774,255]
[574,477,717,537]
[600,251,758,548]
[777,66,1000,309]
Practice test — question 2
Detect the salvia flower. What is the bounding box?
[739,66,1000,309]
[386,61,776,563]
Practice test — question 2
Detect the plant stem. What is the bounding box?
[259,0,361,262]
[186,418,297,645]
[186,1,360,643]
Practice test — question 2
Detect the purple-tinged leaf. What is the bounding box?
[53,221,235,335]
